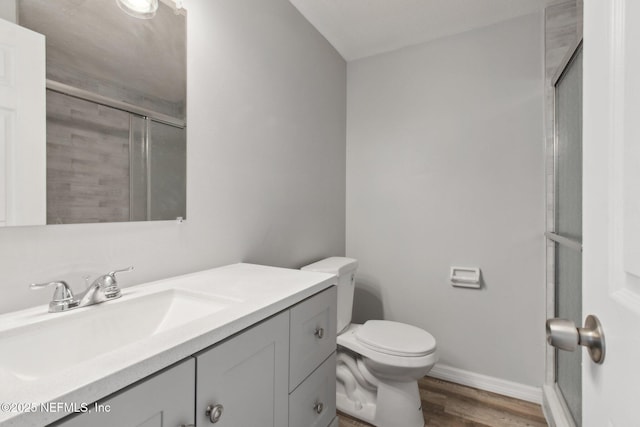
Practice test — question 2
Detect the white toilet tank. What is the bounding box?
[301,257,358,334]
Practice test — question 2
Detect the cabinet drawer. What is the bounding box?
[54,358,195,427]
[289,352,336,427]
[289,286,337,391]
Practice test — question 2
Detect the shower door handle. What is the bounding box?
[546,314,606,364]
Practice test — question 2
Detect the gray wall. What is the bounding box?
[346,13,545,387]
[0,1,16,23]
[0,0,346,314]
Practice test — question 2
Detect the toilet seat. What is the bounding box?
[355,320,436,357]
[337,323,438,371]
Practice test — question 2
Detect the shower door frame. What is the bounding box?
[542,38,583,427]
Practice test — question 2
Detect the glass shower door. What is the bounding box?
[550,43,583,426]
[148,120,186,221]
[129,117,186,221]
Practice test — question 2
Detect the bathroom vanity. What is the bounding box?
[0,264,338,427]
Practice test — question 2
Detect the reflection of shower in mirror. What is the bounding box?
[46,91,186,224]
[13,0,187,225]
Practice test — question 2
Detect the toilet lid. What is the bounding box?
[355,320,436,357]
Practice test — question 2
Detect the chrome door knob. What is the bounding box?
[313,401,324,414]
[546,314,605,364]
[546,318,579,351]
[206,403,224,423]
[314,327,324,339]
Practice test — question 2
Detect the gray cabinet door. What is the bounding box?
[196,311,289,427]
[289,287,337,391]
[54,358,195,427]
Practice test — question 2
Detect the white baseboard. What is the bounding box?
[427,364,543,404]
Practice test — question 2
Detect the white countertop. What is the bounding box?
[0,263,336,427]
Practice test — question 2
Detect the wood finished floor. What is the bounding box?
[338,377,548,427]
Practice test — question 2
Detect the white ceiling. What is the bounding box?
[288,0,544,61]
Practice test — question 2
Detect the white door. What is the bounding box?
[0,18,46,226]
[582,1,640,425]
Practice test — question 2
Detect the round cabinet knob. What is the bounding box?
[314,327,324,339]
[206,404,224,424]
[313,401,324,414]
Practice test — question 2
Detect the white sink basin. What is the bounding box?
[0,289,237,381]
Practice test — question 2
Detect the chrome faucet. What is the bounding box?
[31,266,134,313]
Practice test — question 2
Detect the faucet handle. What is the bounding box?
[30,281,74,301]
[30,281,76,312]
[108,266,134,277]
[105,266,134,286]
[99,266,133,299]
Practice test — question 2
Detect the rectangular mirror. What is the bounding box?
[16,0,186,225]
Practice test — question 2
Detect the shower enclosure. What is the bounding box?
[545,41,583,426]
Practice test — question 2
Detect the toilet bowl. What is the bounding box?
[302,257,438,427]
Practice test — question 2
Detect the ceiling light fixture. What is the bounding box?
[116,0,159,19]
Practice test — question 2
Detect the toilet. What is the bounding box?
[302,257,437,427]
